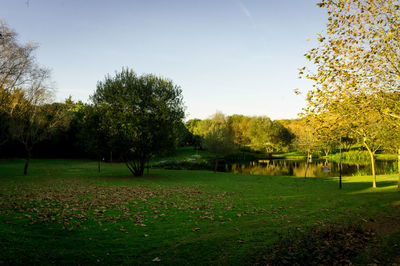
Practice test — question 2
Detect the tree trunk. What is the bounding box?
[364,142,376,188]
[140,159,145,176]
[23,148,31,175]
[339,140,342,190]
[304,152,310,178]
[125,157,147,177]
[214,158,218,172]
[98,158,101,173]
[24,157,30,175]
[398,148,400,192]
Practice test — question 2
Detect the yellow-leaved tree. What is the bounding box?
[303,0,400,188]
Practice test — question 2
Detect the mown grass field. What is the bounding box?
[1,159,399,265]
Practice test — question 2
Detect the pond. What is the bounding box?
[221,159,398,177]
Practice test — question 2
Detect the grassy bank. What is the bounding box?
[0,159,399,264]
[329,150,398,163]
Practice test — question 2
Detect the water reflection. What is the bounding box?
[223,159,397,177]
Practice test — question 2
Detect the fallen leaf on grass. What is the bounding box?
[1,181,237,232]
[192,227,200,232]
[152,257,161,262]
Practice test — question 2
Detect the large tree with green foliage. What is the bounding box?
[92,69,185,176]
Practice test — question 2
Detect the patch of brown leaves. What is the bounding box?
[254,223,375,265]
[0,179,235,229]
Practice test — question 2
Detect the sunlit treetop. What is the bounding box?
[302,0,400,114]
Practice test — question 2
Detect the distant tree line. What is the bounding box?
[0,79,187,176]
[185,113,295,155]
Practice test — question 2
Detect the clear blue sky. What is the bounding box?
[1,0,327,120]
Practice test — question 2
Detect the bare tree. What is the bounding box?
[0,20,37,92]
[0,20,67,174]
[0,20,38,147]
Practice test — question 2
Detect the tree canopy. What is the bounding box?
[304,0,400,114]
[91,69,185,176]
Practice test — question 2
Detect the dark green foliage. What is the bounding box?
[78,105,109,160]
[9,97,71,174]
[185,118,202,149]
[0,89,13,148]
[0,109,10,147]
[29,102,76,157]
[175,121,192,147]
[91,68,185,176]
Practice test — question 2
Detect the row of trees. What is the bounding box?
[186,113,294,156]
[185,113,362,161]
[0,71,186,176]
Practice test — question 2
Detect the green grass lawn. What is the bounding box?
[0,159,399,264]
